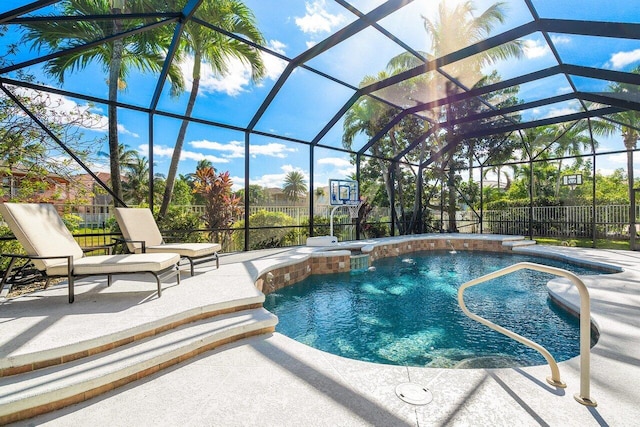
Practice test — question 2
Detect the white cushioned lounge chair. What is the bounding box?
[114,207,221,276]
[0,203,180,303]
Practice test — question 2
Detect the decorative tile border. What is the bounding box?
[258,236,513,294]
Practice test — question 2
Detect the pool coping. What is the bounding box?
[2,235,639,425]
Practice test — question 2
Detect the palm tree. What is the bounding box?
[482,164,512,191]
[159,0,266,217]
[122,154,150,205]
[388,1,523,232]
[551,121,597,197]
[600,66,640,247]
[98,143,139,171]
[282,171,307,203]
[343,72,405,217]
[21,0,184,204]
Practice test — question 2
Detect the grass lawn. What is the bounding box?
[534,237,631,250]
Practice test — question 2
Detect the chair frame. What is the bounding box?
[114,237,220,276]
[0,252,180,303]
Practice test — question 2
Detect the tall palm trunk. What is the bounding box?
[408,140,429,233]
[554,159,564,198]
[160,51,202,217]
[108,14,124,205]
[626,134,637,249]
[447,156,457,232]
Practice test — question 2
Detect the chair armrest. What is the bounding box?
[81,242,116,255]
[112,237,147,253]
[1,253,73,262]
[1,253,74,290]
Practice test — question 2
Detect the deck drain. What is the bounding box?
[395,382,433,405]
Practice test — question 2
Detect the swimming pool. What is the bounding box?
[263,251,607,368]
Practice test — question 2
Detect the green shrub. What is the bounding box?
[156,207,208,243]
[0,226,26,270]
[233,210,296,250]
[61,213,82,232]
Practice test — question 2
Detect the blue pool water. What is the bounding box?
[263,251,607,368]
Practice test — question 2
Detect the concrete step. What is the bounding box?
[502,239,537,248]
[0,307,278,424]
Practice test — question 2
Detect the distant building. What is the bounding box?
[0,167,71,203]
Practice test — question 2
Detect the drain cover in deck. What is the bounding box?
[395,382,433,405]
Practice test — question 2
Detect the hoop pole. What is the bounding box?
[329,205,341,237]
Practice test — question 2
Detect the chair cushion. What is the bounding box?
[0,203,84,271]
[146,243,221,258]
[114,208,164,252]
[46,253,180,276]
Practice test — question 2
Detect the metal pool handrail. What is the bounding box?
[457,261,596,407]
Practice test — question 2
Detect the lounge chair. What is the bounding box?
[0,203,180,303]
[114,207,221,276]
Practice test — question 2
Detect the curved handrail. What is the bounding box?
[457,261,596,406]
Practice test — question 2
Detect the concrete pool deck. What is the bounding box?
[1,236,639,426]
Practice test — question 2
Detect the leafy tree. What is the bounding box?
[599,66,640,247]
[236,184,270,205]
[192,166,242,246]
[0,85,101,203]
[98,143,139,172]
[21,0,184,203]
[121,151,166,206]
[160,0,265,216]
[282,171,307,203]
[232,210,296,250]
[344,1,523,233]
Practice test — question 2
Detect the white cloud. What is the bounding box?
[604,153,627,165]
[596,167,617,176]
[261,40,289,82]
[295,0,347,34]
[251,165,308,188]
[306,41,318,49]
[11,87,106,129]
[117,124,139,138]
[556,86,572,94]
[317,157,351,167]
[138,144,229,164]
[8,87,141,136]
[250,142,297,158]
[544,107,578,119]
[550,35,571,45]
[316,157,355,182]
[608,49,640,69]
[229,175,245,192]
[523,39,550,59]
[190,140,245,158]
[178,40,287,96]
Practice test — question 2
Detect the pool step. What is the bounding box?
[0,307,278,425]
[502,239,537,248]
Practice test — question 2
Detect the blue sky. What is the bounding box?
[2,0,640,191]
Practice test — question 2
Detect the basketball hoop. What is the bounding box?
[348,201,364,220]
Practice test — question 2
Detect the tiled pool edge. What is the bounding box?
[256,235,516,295]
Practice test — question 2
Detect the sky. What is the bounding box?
[1,0,640,192]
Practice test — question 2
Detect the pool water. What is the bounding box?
[263,251,607,368]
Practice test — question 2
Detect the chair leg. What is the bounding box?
[107,274,112,287]
[68,274,74,304]
[0,257,18,297]
[189,258,194,276]
[215,252,219,269]
[176,266,181,284]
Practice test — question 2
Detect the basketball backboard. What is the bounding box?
[329,179,359,206]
